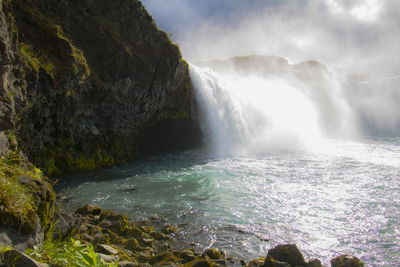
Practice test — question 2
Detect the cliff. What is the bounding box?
[0,0,201,175]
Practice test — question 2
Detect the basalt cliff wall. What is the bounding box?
[0,0,201,175]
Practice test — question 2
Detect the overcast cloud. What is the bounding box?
[142,0,400,77]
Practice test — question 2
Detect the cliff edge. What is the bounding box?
[0,0,201,175]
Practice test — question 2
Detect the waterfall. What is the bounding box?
[189,56,374,156]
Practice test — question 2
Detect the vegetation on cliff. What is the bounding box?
[0,146,55,246]
[1,0,200,176]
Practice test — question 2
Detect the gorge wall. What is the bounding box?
[0,0,201,175]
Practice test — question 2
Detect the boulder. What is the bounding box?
[331,255,364,267]
[265,244,307,267]
[118,261,139,267]
[96,244,119,255]
[202,248,225,260]
[308,258,323,267]
[76,204,102,216]
[98,253,119,263]
[246,257,266,267]
[263,256,291,267]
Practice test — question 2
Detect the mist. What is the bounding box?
[143,0,400,77]
[142,0,400,138]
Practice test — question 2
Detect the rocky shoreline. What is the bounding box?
[1,202,364,267]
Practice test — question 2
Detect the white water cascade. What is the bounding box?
[190,58,360,156]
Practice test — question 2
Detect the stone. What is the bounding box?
[52,211,82,240]
[76,204,102,216]
[150,231,171,240]
[175,249,196,263]
[96,244,118,255]
[246,257,266,267]
[191,259,213,267]
[308,258,323,267]
[18,175,34,185]
[263,256,291,267]
[203,248,225,259]
[135,251,152,263]
[118,261,139,267]
[149,252,178,265]
[162,225,178,234]
[125,238,140,251]
[1,249,48,267]
[266,244,307,267]
[98,253,119,263]
[331,255,364,267]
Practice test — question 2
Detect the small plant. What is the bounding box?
[26,237,118,267]
[20,43,56,78]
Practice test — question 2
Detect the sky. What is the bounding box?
[142,0,400,77]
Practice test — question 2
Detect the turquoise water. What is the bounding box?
[57,138,400,266]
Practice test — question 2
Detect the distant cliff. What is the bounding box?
[0,0,201,175]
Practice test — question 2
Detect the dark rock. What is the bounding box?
[150,231,171,240]
[308,258,323,267]
[266,244,307,267]
[118,261,139,267]
[213,259,228,266]
[76,204,102,216]
[96,244,118,255]
[331,255,364,267]
[98,253,119,263]
[0,0,201,176]
[175,249,196,263]
[162,225,178,234]
[1,249,47,267]
[263,256,291,267]
[191,259,213,267]
[125,238,140,251]
[246,257,266,267]
[202,248,225,260]
[0,226,42,251]
[52,210,82,240]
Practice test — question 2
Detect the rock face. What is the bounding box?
[0,0,201,175]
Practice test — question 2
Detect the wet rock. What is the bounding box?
[266,244,307,267]
[263,256,291,267]
[150,231,171,240]
[246,257,266,267]
[96,244,118,255]
[118,261,139,267]
[202,248,225,259]
[308,258,323,267]
[125,238,140,251]
[331,255,364,267]
[135,251,152,263]
[213,259,228,266]
[175,249,196,263]
[162,225,178,234]
[76,204,102,216]
[190,259,213,267]
[149,251,179,265]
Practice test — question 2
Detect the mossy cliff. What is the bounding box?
[0,0,201,175]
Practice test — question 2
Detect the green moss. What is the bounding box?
[0,151,55,234]
[20,42,56,78]
[54,25,90,79]
[45,157,60,176]
[75,155,96,171]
